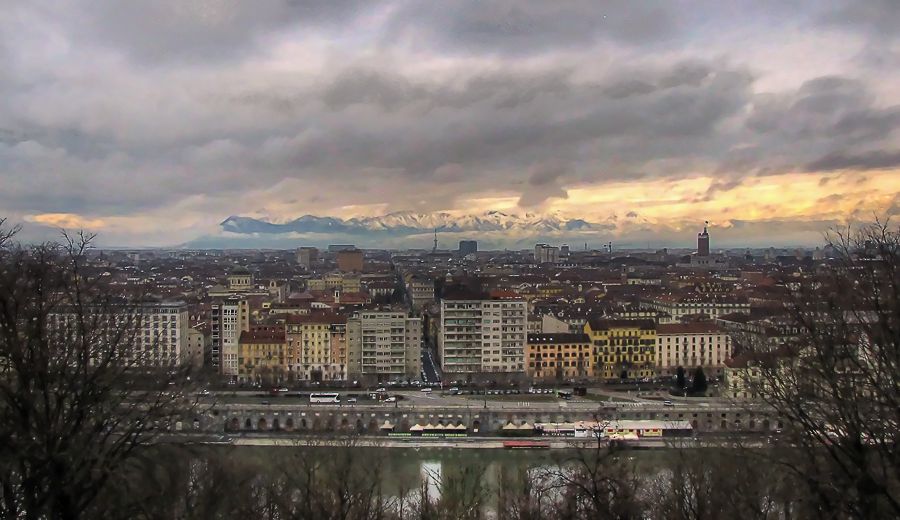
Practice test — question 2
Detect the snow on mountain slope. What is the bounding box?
[219,211,597,235]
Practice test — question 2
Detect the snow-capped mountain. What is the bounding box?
[220,211,602,236]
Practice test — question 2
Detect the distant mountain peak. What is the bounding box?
[219,210,600,236]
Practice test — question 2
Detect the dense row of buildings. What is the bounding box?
[64,224,840,394]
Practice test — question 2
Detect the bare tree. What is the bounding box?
[744,219,900,518]
[0,223,198,519]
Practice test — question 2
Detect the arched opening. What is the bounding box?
[367,419,378,432]
[312,418,321,430]
[356,419,364,433]
[749,420,756,430]
[257,418,268,430]
[472,420,481,433]
[285,418,295,431]
[228,417,240,431]
[720,420,727,429]
[273,418,281,431]
[691,420,698,430]
[763,419,771,431]
[244,418,252,430]
[300,418,308,429]
[340,418,349,430]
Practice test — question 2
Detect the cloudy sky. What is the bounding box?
[1,0,899,248]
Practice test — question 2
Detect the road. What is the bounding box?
[200,390,765,413]
[420,336,442,384]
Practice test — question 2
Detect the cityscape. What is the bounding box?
[1,2,899,519]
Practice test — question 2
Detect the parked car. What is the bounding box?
[421,387,432,393]
[385,396,397,403]
[663,400,674,406]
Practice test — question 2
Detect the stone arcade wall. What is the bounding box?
[182,403,785,436]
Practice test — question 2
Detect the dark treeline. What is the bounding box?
[0,218,897,519]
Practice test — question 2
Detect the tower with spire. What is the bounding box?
[697,221,710,256]
[432,228,438,253]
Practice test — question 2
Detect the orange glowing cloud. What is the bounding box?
[25,213,107,229]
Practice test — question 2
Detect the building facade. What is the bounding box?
[347,311,421,381]
[238,329,289,383]
[525,333,593,381]
[534,244,560,264]
[584,318,656,380]
[656,323,731,377]
[296,246,318,269]
[211,297,250,377]
[286,313,348,381]
[439,297,527,374]
[49,301,190,367]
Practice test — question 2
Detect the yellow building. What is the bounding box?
[584,318,656,380]
[526,333,593,381]
[238,329,289,383]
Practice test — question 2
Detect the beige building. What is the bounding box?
[307,272,361,294]
[347,311,421,381]
[405,274,435,310]
[185,327,206,369]
[656,323,731,377]
[226,267,253,292]
[439,296,527,374]
[286,313,348,381]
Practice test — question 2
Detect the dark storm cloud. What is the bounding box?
[806,150,900,172]
[384,0,680,55]
[57,0,381,63]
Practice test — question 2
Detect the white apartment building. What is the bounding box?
[656,323,732,377]
[439,297,527,374]
[49,301,190,367]
[210,297,249,377]
[347,311,421,381]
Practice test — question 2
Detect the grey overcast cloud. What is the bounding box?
[1,1,899,248]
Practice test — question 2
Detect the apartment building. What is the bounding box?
[405,274,435,310]
[439,296,527,374]
[184,327,206,368]
[48,301,190,367]
[347,311,421,381]
[286,313,348,381]
[584,318,656,380]
[296,246,318,269]
[211,297,250,377]
[656,323,731,377]
[525,333,593,381]
[534,244,560,264]
[238,329,289,383]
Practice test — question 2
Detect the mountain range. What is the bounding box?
[219,211,605,237]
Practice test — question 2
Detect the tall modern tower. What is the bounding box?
[697,221,710,256]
